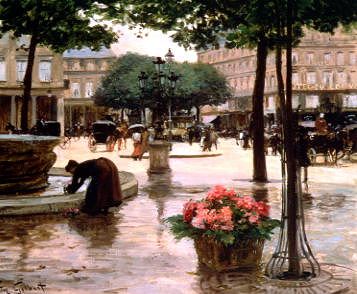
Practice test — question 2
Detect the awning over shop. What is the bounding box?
[202,115,218,124]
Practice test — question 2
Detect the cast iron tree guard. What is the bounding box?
[266,0,320,280]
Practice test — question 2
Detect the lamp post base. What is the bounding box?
[147,140,171,174]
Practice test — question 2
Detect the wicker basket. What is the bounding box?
[194,235,265,271]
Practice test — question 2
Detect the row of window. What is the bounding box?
[0,59,52,82]
[70,81,94,98]
[301,95,357,108]
[202,48,251,63]
[213,51,356,75]
[65,60,107,71]
[215,58,255,73]
[291,51,356,66]
[233,94,357,110]
[229,70,354,91]
[0,58,110,82]
[292,71,353,85]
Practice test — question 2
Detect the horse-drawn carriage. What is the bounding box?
[88,120,117,152]
[299,114,357,164]
[306,131,346,164]
[262,118,355,164]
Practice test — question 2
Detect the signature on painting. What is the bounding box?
[0,280,46,294]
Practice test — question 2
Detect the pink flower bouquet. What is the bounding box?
[166,185,280,246]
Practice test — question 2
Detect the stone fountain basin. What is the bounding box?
[0,134,60,193]
[0,168,138,216]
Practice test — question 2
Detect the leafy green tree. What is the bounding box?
[112,0,273,181]
[0,0,118,131]
[174,62,232,121]
[94,53,231,121]
[110,0,356,277]
[94,53,154,110]
[271,0,356,276]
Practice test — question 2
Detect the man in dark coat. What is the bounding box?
[65,157,122,215]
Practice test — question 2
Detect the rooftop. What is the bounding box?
[63,47,116,59]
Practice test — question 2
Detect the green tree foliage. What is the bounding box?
[0,0,118,130]
[110,0,356,276]
[112,0,356,183]
[113,0,273,182]
[94,53,231,119]
[173,62,232,120]
[95,53,154,110]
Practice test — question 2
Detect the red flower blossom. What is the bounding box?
[254,201,270,217]
[182,186,271,231]
[206,185,237,202]
[183,200,197,223]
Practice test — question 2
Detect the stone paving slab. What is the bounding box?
[118,141,222,158]
[0,168,138,216]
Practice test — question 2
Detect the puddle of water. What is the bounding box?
[6,176,89,197]
[0,174,354,293]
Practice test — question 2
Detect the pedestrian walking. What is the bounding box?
[242,128,250,149]
[114,126,124,151]
[131,130,142,160]
[188,127,195,145]
[210,129,219,150]
[202,128,212,151]
[64,158,122,215]
[139,127,149,160]
[121,121,129,149]
[315,113,328,135]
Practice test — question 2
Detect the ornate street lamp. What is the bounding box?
[138,49,180,142]
[167,71,180,141]
[153,56,166,74]
[165,48,174,63]
[138,71,149,124]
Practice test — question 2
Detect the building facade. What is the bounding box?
[63,48,116,129]
[0,34,65,133]
[198,28,357,129]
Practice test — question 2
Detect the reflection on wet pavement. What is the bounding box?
[0,170,355,293]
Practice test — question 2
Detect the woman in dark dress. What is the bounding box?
[65,157,122,215]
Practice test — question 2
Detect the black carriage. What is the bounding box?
[298,114,348,164]
[306,132,344,164]
[88,120,117,152]
[344,124,357,160]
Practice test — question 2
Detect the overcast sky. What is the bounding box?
[110,25,197,62]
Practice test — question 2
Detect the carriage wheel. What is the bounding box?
[88,135,97,152]
[308,148,317,164]
[328,149,345,163]
[336,150,345,160]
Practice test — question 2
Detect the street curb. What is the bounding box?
[0,168,138,216]
[119,152,222,159]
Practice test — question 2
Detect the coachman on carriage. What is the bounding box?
[300,112,356,164]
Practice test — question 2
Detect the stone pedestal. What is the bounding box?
[148,140,171,174]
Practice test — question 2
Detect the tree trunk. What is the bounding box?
[275,46,285,113]
[21,35,38,132]
[252,38,268,182]
[285,0,301,276]
[195,105,200,122]
[121,108,125,121]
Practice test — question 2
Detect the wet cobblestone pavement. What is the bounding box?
[0,139,355,293]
